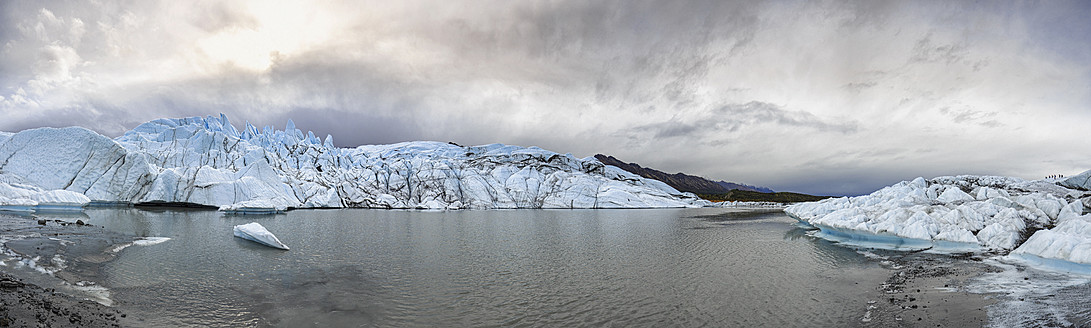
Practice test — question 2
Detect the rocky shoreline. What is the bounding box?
[0,271,124,327]
[861,252,1000,327]
[0,212,136,327]
[852,248,1091,327]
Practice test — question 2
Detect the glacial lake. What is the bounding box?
[78,208,889,327]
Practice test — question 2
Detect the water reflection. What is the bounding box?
[688,209,785,222]
[81,208,889,327]
[782,225,812,240]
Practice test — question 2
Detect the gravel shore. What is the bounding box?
[0,213,135,327]
[861,251,1001,327]
[0,271,123,327]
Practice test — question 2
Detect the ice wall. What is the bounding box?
[0,114,707,212]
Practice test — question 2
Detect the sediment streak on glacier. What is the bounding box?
[0,114,707,212]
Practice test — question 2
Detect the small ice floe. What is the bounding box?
[72,283,113,306]
[233,222,289,250]
[110,237,171,253]
[133,237,171,246]
[15,255,65,275]
[858,250,889,260]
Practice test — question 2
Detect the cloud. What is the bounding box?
[631,101,858,142]
[939,106,1002,128]
[910,33,967,65]
[1,0,1089,196]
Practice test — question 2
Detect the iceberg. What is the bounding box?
[0,114,708,212]
[786,175,1091,271]
[233,222,290,250]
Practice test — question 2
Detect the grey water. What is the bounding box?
[80,208,888,327]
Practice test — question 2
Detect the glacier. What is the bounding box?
[786,173,1091,273]
[0,114,707,213]
[6,113,1090,272]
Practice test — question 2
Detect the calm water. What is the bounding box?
[78,208,887,327]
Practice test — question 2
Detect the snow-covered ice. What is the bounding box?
[233,222,289,250]
[786,175,1091,271]
[1059,169,1091,191]
[1010,212,1091,273]
[6,113,1090,274]
[0,114,707,212]
[0,181,90,213]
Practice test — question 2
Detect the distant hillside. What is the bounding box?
[594,154,772,194]
[699,190,832,203]
[715,181,774,194]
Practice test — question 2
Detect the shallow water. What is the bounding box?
[77,208,889,327]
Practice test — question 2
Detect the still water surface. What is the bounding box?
[82,208,887,327]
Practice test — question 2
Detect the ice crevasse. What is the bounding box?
[0,114,708,213]
[785,173,1091,273]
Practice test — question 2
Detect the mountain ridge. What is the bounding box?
[593,154,773,194]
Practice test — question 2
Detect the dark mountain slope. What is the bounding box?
[593,154,772,194]
[698,190,831,203]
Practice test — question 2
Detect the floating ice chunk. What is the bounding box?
[110,237,172,253]
[133,237,171,246]
[233,222,289,250]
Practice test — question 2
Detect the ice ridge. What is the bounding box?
[0,114,708,213]
[786,175,1091,272]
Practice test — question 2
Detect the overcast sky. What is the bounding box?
[2,0,1089,196]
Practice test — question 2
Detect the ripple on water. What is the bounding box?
[87,208,890,327]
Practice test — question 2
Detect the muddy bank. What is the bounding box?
[860,252,1001,327]
[0,271,123,327]
[0,212,137,326]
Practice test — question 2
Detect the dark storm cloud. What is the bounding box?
[1,0,1090,196]
[715,102,858,133]
[632,102,857,142]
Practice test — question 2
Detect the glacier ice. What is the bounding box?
[786,175,1091,272]
[233,222,289,250]
[0,114,707,212]
[0,180,90,213]
[1010,211,1091,273]
[1059,169,1091,191]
